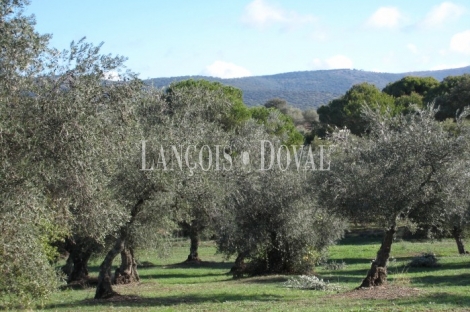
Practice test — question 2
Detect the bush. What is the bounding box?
[409,253,439,267]
[284,275,341,291]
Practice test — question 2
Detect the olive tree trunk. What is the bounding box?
[187,224,201,262]
[114,247,140,284]
[267,231,287,273]
[452,226,467,254]
[359,225,396,288]
[94,196,149,299]
[231,251,249,278]
[61,237,95,283]
[94,238,124,299]
[68,248,93,283]
[180,221,202,262]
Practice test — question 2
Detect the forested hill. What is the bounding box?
[145,66,470,109]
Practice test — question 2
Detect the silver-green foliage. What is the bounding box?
[111,82,235,250]
[315,106,470,230]
[1,0,143,304]
[1,1,61,304]
[215,116,346,274]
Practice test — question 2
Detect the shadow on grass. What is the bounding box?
[337,236,382,246]
[239,276,289,284]
[165,261,233,270]
[137,261,233,281]
[322,258,372,266]
[44,293,283,310]
[138,272,229,281]
[80,265,100,274]
[406,261,470,273]
[138,261,233,270]
[324,268,470,289]
[396,292,470,307]
[410,273,470,287]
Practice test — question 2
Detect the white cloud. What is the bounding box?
[407,44,419,54]
[312,55,353,70]
[421,2,465,28]
[450,30,470,54]
[366,7,403,29]
[242,0,315,28]
[312,58,323,68]
[203,61,252,79]
[326,55,353,68]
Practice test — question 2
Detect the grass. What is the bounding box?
[34,237,470,311]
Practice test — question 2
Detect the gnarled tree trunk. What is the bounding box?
[68,247,93,283]
[231,251,249,278]
[62,237,96,283]
[94,195,150,299]
[95,195,152,299]
[94,238,124,299]
[180,221,202,262]
[452,226,467,254]
[187,224,201,262]
[114,247,140,284]
[267,231,286,273]
[360,225,396,288]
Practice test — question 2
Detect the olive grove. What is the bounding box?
[4,1,470,307]
[313,107,470,287]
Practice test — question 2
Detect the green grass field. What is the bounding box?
[37,237,470,311]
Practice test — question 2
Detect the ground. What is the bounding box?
[35,237,470,311]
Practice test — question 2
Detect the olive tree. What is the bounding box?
[437,119,470,254]
[0,1,57,303]
[442,173,470,254]
[215,117,346,276]
[164,80,246,262]
[1,0,141,303]
[314,106,469,287]
[1,2,157,305]
[94,81,239,298]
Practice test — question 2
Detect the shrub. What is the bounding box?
[409,253,439,267]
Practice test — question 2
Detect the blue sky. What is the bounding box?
[27,0,470,79]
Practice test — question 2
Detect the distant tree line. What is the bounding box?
[312,75,470,136]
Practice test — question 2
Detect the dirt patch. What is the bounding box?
[331,285,423,300]
[90,294,142,302]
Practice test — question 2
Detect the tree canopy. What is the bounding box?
[382,76,439,98]
[317,83,396,135]
[313,106,470,287]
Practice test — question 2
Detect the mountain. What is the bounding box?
[145,66,470,110]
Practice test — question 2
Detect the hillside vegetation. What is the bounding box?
[146,67,470,109]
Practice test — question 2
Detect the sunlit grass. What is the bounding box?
[37,237,470,311]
